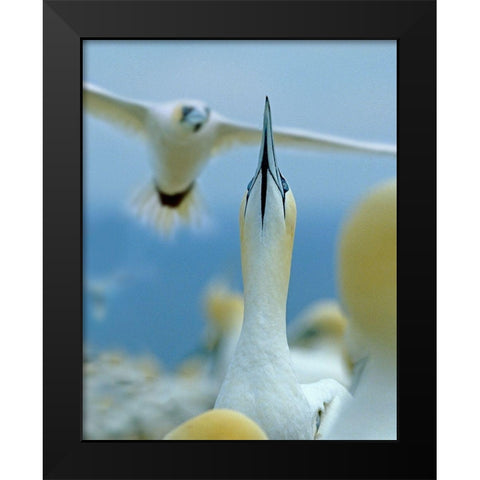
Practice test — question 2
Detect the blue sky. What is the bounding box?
[83,40,396,213]
[83,40,396,365]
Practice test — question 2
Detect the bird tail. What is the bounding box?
[129,181,208,237]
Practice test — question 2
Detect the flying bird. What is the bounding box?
[214,98,351,440]
[83,83,396,234]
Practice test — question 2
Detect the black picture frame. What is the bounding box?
[44,1,436,479]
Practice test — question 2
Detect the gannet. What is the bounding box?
[338,179,397,355]
[202,281,244,383]
[201,282,354,388]
[214,98,351,440]
[163,409,268,440]
[85,270,129,321]
[83,83,396,234]
[173,281,243,383]
[330,179,397,439]
[288,300,353,386]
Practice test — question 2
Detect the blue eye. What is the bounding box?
[247,177,255,192]
[280,174,289,192]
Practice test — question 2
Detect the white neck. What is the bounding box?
[240,252,291,358]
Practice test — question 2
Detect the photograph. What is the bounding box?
[82,39,397,441]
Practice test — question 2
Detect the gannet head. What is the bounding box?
[163,409,268,440]
[239,97,296,305]
[172,100,211,133]
[338,179,397,353]
[203,282,244,350]
[204,282,244,333]
[290,300,348,347]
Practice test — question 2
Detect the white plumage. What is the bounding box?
[214,98,350,440]
[200,283,354,388]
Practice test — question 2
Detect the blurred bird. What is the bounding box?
[330,179,397,439]
[288,300,347,347]
[163,409,268,440]
[214,98,351,440]
[202,281,244,383]
[337,179,397,355]
[173,281,243,383]
[83,83,396,234]
[288,300,353,386]
[85,270,129,321]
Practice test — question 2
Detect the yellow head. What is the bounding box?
[338,179,397,351]
[290,300,348,347]
[203,281,244,350]
[163,409,268,440]
[203,282,244,333]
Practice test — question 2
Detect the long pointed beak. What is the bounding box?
[245,97,286,223]
[258,97,282,191]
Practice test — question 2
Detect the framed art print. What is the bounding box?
[44,1,436,479]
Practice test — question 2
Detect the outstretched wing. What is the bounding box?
[213,117,396,157]
[83,83,149,135]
